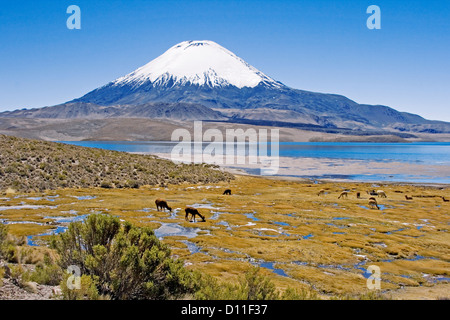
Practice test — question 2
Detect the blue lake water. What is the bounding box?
[59,141,450,184]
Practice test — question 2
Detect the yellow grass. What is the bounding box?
[1,175,449,299]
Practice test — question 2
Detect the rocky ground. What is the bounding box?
[0,278,57,300]
[0,261,59,300]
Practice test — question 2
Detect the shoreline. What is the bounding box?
[225,169,450,188]
[151,152,450,187]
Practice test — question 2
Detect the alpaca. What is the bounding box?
[367,190,378,196]
[317,189,325,196]
[338,191,349,199]
[155,198,172,212]
[185,207,206,222]
[356,192,361,199]
[368,199,380,210]
[405,195,413,200]
[377,190,387,198]
[223,189,232,195]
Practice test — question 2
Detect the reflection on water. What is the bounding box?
[260,262,288,277]
[27,226,68,246]
[154,222,208,239]
[59,141,450,184]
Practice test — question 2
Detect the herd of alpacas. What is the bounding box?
[318,188,448,209]
[318,188,389,210]
[156,187,447,222]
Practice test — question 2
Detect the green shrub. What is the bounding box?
[60,273,100,300]
[280,287,319,300]
[0,224,7,246]
[0,224,10,260]
[0,266,4,286]
[50,214,196,300]
[195,267,280,300]
[236,267,279,300]
[27,254,62,286]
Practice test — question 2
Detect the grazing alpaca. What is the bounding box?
[338,191,349,199]
[155,198,172,212]
[185,207,206,222]
[223,189,232,195]
[317,189,325,196]
[405,195,413,200]
[442,196,449,202]
[377,190,387,198]
[368,199,380,210]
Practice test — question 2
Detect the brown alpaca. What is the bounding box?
[405,195,413,200]
[368,199,379,210]
[317,189,325,196]
[185,207,206,222]
[155,198,172,212]
[223,189,232,195]
[338,191,348,199]
[356,192,361,199]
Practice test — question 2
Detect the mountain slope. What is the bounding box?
[2,40,449,134]
[0,134,232,192]
[0,102,226,121]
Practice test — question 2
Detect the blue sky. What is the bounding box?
[1,0,449,121]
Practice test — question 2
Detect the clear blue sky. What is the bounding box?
[1,0,449,121]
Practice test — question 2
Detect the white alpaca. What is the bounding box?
[377,190,387,198]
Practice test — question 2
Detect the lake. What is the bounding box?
[59,141,450,184]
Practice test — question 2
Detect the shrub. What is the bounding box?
[60,273,100,300]
[280,287,319,300]
[27,253,63,286]
[0,224,9,259]
[195,267,280,300]
[125,180,140,189]
[50,214,196,300]
[236,267,279,300]
[0,266,4,286]
[100,181,112,188]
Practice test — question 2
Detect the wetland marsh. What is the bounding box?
[1,175,449,299]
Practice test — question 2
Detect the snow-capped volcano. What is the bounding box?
[112,40,282,89]
[60,39,447,134]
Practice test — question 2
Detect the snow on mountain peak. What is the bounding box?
[113,40,282,89]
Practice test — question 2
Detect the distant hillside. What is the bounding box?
[0,134,233,192]
[0,102,226,121]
